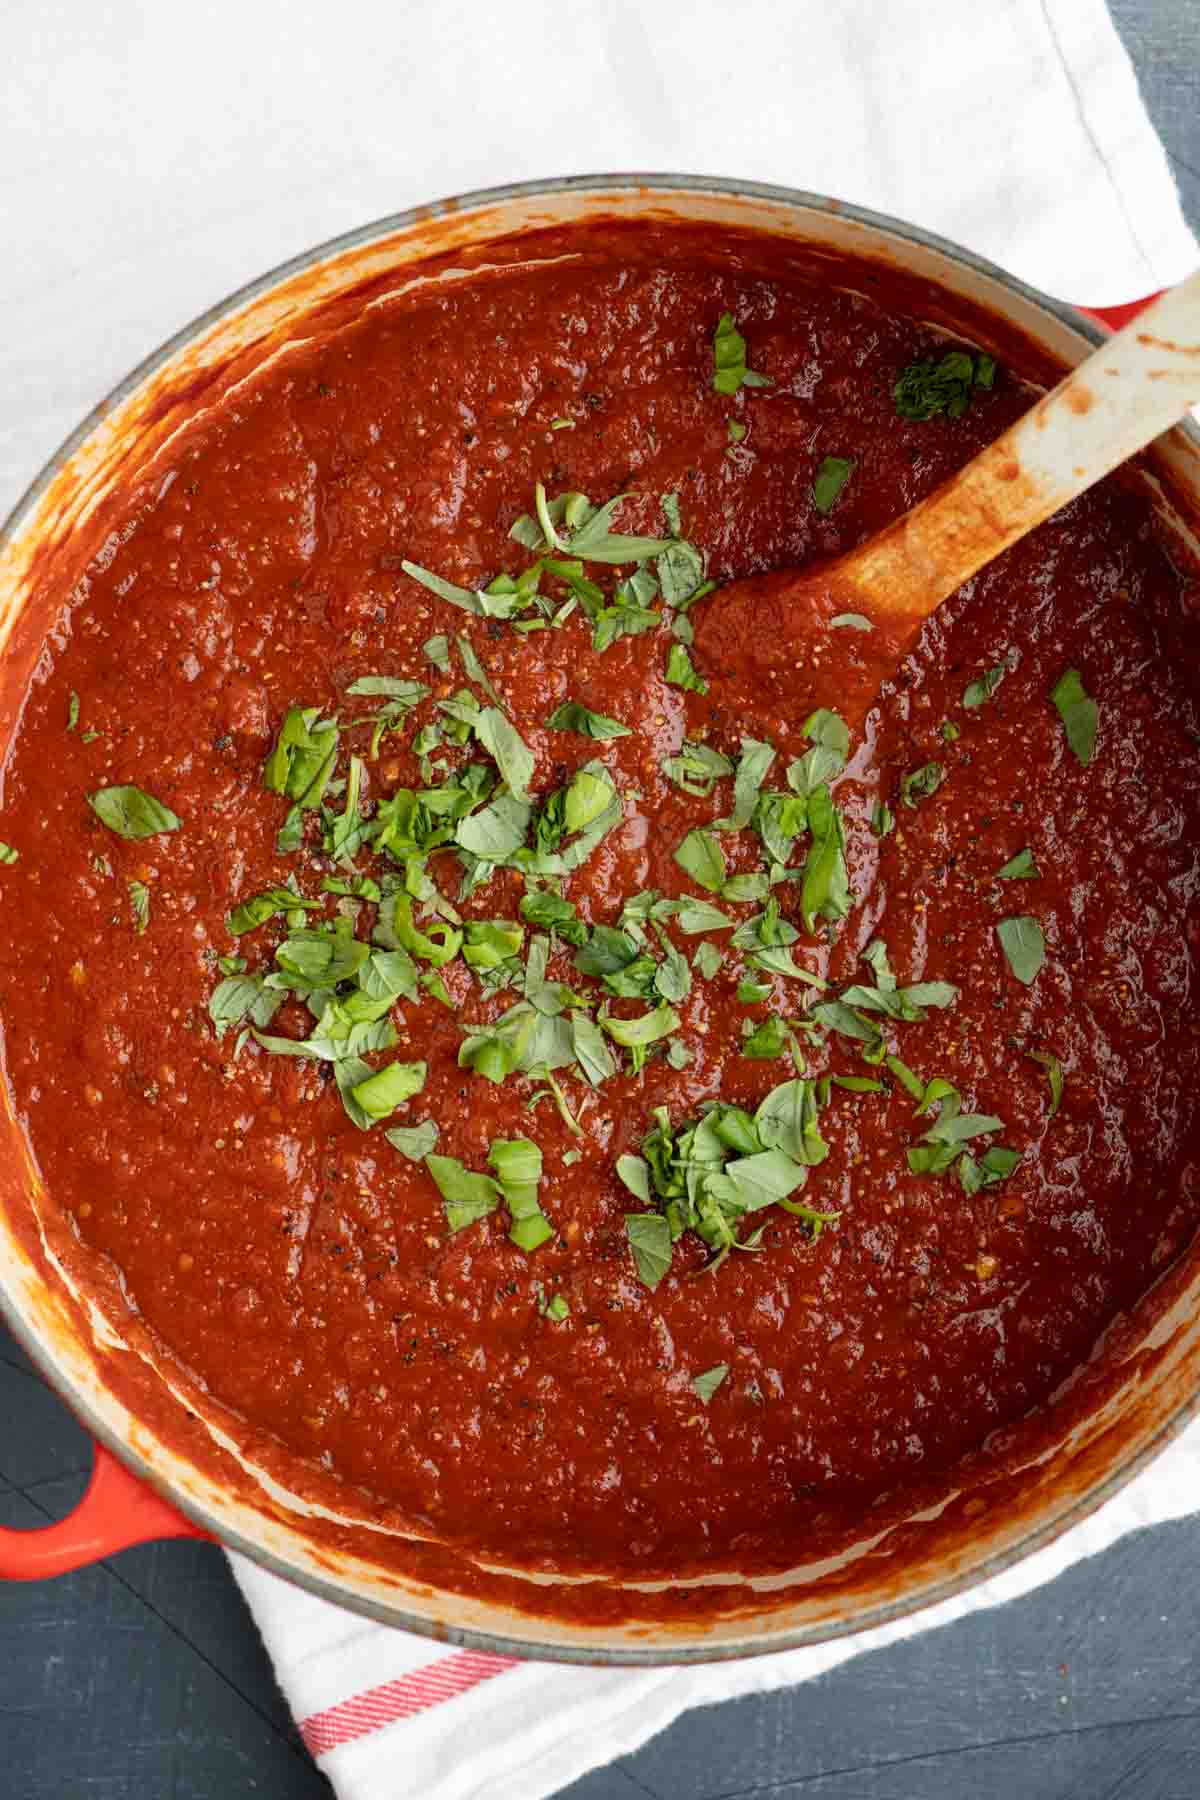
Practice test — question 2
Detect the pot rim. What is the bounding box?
[3,170,1199,1665]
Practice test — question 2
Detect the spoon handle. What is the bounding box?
[844,268,1200,627]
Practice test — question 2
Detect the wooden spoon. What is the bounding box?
[693,270,1200,729]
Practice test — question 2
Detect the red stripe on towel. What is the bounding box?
[299,1651,519,1757]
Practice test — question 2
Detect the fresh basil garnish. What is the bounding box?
[691,1364,729,1404]
[894,349,995,420]
[995,848,1039,880]
[663,740,734,796]
[665,643,708,693]
[1028,1048,1063,1116]
[624,1212,673,1289]
[546,701,631,740]
[385,1119,440,1160]
[128,880,150,933]
[996,915,1045,984]
[900,762,944,808]
[694,940,724,979]
[963,662,1008,708]
[89,785,182,840]
[711,313,773,395]
[1051,668,1098,767]
[812,456,854,514]
[714,737,775,832]
[674,828,727,894]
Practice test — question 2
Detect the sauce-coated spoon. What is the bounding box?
[694,270,1200,728]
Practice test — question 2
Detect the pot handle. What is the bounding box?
[1086,295,1163,331]
[0,1443,210,1579]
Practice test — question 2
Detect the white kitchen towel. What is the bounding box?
[230,1421,1200,1799]
[5,0,1197,1795]
[0,0,1196,514]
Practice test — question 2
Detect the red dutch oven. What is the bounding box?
[0,176,1195,1663]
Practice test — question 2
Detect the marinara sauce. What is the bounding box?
[4,222,1200,1579]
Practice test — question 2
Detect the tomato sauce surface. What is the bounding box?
[5,223,1200,1578]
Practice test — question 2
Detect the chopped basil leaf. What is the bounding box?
[663,740,734,796]
[900,762,944,808]
[997,915,1045,984]
[350,1059,427,1120]
[89,785,182,840]
[870,800,895,837]
[809,999,878,1042]
[227,885,318,936]
[401,559,496,616]
[711,312,773,395]
[995,848,1039,880]
[737,976,770,1003]
[727,420,747,444]
[345,675,430,707]
[425,1153,501,1233]
[422,634,452,674]
[208,973,283,1037]
[714,737,775,832]
[705,1147,808,1214]
[534,490,675,565]
[959,1145,1020,1195]
[694,941,724,980]
[886,1054,926,1100]
[564,765,615,833]
[674,828,727,893]
[462,918,524,971]
[830,613,872,631]
[546,701,631,740]
[665,642,708,693]
[601,1005,681,1048]
[894,349,994,420]
[1051,667,1098,767]
[800,785,851,933]
[128,880,150,933]
[455,791,531,859]
[0,842,19,866]
[692,1364,729,1404]
[812,456,854,514]
[473,706,534,798]
[67,692,80,731]
[675,899,734,933]
[652,927,692,1004]
[722,872,771,905]
[963,662,1008,708]
[789,709,849,797]
[755,1079,828,1164]
[942,722,961,743]
[539,1291,570,1322]
[571,1009,618,1085]
[489,1136,553,1253]
[1028,1048,1064,1117]
[263,706,338,810]
[833,1075,887,1094]
[625,1212,673,1289]
[742,1015,794,1059]
[520,889,588,944]
[385,1119,440,1160]
[454,637,505,712]
[616,1153,652,1204]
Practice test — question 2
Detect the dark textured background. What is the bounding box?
[3,4,1199,1795]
